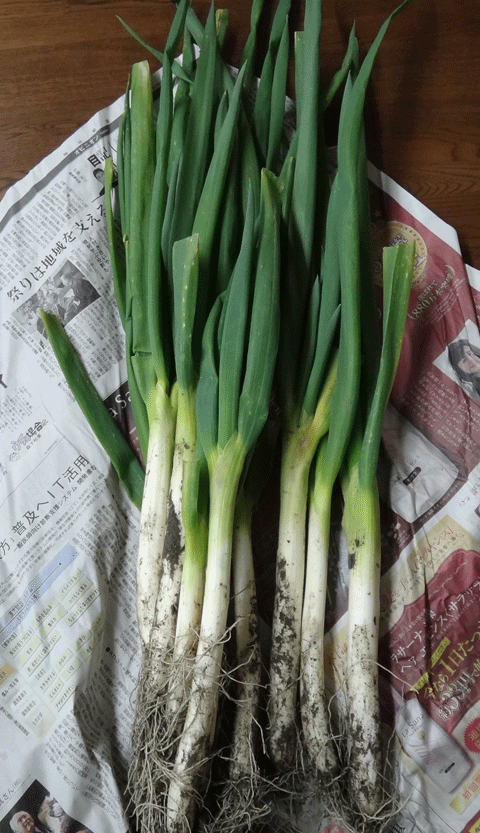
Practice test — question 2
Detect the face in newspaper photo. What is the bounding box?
[448,339,480,404]
[1,781,94,833]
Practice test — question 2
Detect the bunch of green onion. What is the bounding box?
[41,0,414,829]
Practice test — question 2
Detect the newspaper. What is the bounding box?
[1,80,480,833]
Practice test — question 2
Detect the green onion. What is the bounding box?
[121,58,179,649]
[167,168,281,829]
[252,0,291,165]
[341,240,414,814]
[296,7,410,795]
[41,2,416,828]
[39,311,144,509]
[268,0,338,770]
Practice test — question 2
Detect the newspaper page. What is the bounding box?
[0,93,140,833]
[1,78,480,833]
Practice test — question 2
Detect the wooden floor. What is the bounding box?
[1,0,480,267]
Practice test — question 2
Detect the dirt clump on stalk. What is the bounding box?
[163,495,183,579]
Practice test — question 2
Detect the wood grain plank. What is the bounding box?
[1,0,479,265]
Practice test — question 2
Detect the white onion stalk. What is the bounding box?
[268,433,310,766]
[300,448,337,774]
[340,240,415,814]
[341,466,381,813]
[167,435,246,832]
[147,408,185,685]
[136,381,177,647]
[167,167,281,832]
[201,489,267,833]
[269,358,337,768]
[229,489,262,782]
[166,412,208,724]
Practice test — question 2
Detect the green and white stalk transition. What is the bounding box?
[166,434,247,832]
[341,240,414,815]
[268,357,337,769]
[136,381,177,647]
[341,457,382,813]
[300,435,338,775]
[167,168,281,831]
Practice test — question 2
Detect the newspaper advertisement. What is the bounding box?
[1,78,480,833]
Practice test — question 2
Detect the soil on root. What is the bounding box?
[300,690,401,833]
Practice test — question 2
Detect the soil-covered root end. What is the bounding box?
[311,693,401,833]
[199,774,273,833]
[127,642,197,833]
